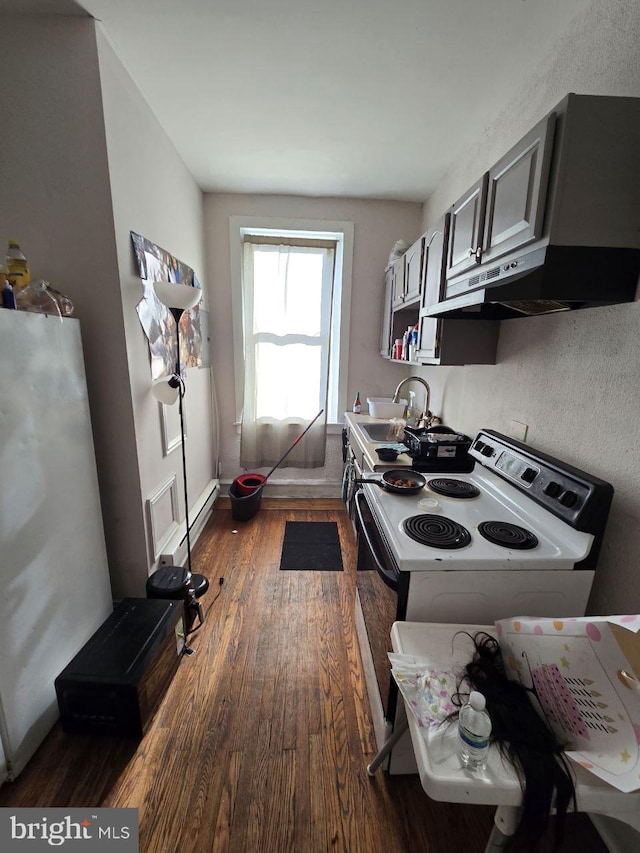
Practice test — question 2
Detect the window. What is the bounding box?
[230,216,353,432]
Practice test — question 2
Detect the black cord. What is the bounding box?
[185,576,224,638]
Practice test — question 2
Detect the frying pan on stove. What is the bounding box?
[354,469,426,495]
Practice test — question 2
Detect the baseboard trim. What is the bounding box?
[221,478,342,499]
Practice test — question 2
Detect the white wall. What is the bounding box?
[204,193,423,492]
[416,0,640,616]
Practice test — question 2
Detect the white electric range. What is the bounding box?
[354,428,614,773]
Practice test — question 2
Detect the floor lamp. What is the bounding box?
[148,281,208,633]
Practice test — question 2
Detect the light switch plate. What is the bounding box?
[510,420,528,442]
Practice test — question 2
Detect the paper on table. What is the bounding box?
[496,614,640,793]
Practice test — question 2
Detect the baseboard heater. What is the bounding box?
[159,478,219,567]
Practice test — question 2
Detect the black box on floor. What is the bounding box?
[55,598,184,737]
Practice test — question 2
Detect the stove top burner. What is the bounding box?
[478,520,539,550]
[403,515,472,549]
[427,478,481,499]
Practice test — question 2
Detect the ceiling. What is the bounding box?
[4,0,593,201]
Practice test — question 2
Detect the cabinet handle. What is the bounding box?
[468,247,482,261]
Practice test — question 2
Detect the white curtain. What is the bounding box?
[240,240,335,470]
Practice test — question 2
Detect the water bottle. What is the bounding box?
[458,691,491,770]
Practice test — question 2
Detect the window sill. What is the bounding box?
[234,421,344,434]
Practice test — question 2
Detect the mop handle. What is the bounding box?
[263,409,324,480]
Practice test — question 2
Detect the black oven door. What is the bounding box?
[354,488,408,723]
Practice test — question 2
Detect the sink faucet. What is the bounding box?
[392,376,434,428]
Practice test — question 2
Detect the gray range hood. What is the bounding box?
[426,244,640,321]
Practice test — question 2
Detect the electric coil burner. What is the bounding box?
[354,428,615,776]
[403,514,471,549]
[427,478,481,499]
[478,520,539,550]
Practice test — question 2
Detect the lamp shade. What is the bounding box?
[152,376,180,405]
[153,281,202,311]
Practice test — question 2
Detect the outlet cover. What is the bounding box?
[510,421,528,442]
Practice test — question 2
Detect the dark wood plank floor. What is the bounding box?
[0,500,607,853]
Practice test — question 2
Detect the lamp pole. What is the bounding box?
[169,305,193,576]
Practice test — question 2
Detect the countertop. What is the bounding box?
[344,412,414,471]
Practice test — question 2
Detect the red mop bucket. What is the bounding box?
[232,410,323,497]
[234,473,267,496]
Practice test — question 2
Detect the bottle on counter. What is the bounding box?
[458,691,491,770]
[6,240,30,293]
[352,391,362,414]
[393,338,403,360]
[2,280,17,310]
[15,279,61,318]
[405,390,416,426]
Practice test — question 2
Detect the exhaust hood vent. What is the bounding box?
[426,94,640,321]
[427,246,640,321]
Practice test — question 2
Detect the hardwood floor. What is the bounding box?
[0,500,607,852]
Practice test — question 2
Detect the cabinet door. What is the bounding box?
[481,112,556,265]
[391,256,406,308]
[403,236,424,304]
[418,214,448,361]
[445,174,488,281]
[380,267,393,357]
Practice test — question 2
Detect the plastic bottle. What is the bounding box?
[393,338,403,359]
[15,279,61,318]
[6,240,30,293]
[410,324,419,358]
[45,283,74,316]
[405,390,416,426]
[0,260,14,308]
[458,691,491,770]
[2,280,17,309]
[352,391,362,414]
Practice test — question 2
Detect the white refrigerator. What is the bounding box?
[0,309,113,782]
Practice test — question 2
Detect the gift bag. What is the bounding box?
[496,615,640,792]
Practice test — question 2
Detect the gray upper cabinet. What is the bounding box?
[417,214,448,361]
[481,112,556,266]
[416,213,498,365]
[403,235,424,304]
[445,175,489,280]
[390,256,406,308]
[380,266,393,357]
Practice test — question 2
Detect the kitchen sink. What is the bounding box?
[359,422,399,442]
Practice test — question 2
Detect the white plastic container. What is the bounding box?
[366,397,407,419]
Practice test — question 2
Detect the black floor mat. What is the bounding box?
[279,521,344,571]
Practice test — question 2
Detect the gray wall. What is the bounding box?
[96,26,215,591]
[0,15,214,598]
[416,0,640,616]
[205,193,423,492]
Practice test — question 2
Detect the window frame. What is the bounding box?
[229,215,354,429]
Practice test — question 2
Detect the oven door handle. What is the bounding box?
[354,490,399,591]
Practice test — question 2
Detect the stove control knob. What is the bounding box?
[543,481,562,498]
[480,445,494,457]
[521,467,537,484]
[559,490,579,508]
[474,440,486,452]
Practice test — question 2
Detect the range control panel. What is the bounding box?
[470,430,613,533]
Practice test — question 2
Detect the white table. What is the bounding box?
[390,622,640,852]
